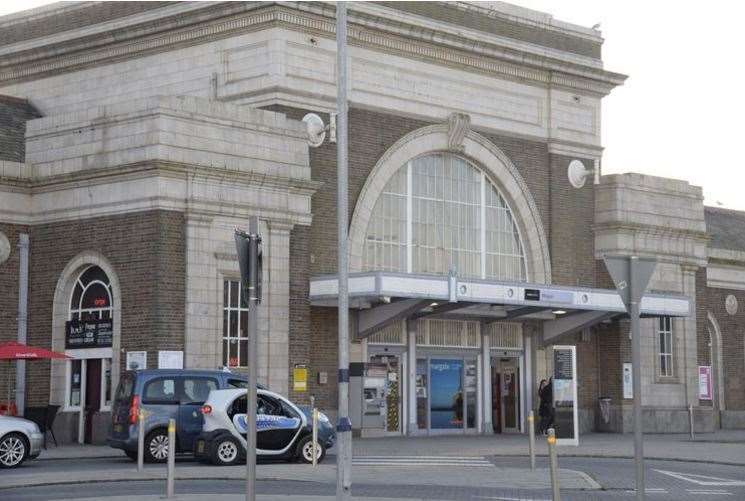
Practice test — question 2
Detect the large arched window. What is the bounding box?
[363,153,527,281]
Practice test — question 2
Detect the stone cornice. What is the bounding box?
[24,160,322,197]
[0,3,624,96]
[594,222,710,243]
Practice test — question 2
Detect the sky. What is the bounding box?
[2,1,744,210]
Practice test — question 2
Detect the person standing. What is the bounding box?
[538,378,554,435]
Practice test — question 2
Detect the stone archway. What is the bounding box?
[49,252,122,408]
[348,121,551,284]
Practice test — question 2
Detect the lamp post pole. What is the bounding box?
[336,2,352,500]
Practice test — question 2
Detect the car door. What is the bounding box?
[177,376,219,452]
[141,376,179,436]
[256,394,302,452]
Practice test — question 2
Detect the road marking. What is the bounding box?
[622,488,668,494]
[352,456,493,467]
[474,497,550,501]
[654,469,745,486]
[686,490,733,496]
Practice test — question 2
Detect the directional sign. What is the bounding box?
[654,469,745,486]
[603,255,656,311]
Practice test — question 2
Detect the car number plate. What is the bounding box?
[197,441,204,453]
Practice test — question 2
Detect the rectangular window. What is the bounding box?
[69,359,82,407]
[223,280,249,367]
[658,316,674,377]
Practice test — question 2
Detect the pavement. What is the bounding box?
[37,429,745,465]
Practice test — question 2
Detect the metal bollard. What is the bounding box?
[137,409,145,472]
[311,396,318,467]
[528,410,536,471]
[689,404,695,441]
[166,418,175,498]
[547,428,560,501]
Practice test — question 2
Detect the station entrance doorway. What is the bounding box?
[491,357,520,434]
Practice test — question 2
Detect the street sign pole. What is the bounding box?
[630,257,644,501]
[235,216,261,501]
[336,3,352,500]
[603,255,656,501]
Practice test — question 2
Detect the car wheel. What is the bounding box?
[0,433,27,469]
[144,429,170,463]
[296,435,325,464]
[210,436,242,466]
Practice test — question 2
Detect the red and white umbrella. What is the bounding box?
[1,342,69,415]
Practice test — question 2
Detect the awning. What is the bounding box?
[309,271,690,342]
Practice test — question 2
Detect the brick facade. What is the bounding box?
[21,210,185,406]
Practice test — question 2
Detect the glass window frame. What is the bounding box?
[656,316,675,379]
[222,279,250,368]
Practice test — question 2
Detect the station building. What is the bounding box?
[0,1,743,444]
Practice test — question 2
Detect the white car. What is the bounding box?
[194,388,336,466]
[0,416,44,468]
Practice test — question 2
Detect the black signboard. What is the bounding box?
[65,319,113,349]
[524,288,541,301]
[554,349,574,380]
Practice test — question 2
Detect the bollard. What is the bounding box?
[137,409,145,472]
[547,428,560,501]
[312,407,319,466]
[689,404,695,441]
[528,410,536,471]
[166,418,175,498]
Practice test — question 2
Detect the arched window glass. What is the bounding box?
[69,265,114,321]
[363,153,526,281]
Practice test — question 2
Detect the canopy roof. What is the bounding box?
[309,271,690,341]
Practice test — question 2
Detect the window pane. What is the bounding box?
[143,378,177,403]
[69,360,82,407]
[222,339,228,366]
[230,311,238,338]
[230,281,239,308]
[181,378,218,404]
[239,311,248,338]
[239,340,248,367]
[229,340,238,367]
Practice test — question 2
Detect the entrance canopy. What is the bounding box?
[309,271,690,342]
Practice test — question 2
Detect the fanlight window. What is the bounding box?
[69,265,114,321]
[363,153,526,281]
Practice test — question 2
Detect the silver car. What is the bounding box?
[0,415,44,468]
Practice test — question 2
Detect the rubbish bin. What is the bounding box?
[598,397,611,425]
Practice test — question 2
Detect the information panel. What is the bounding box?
[552,345,578,446]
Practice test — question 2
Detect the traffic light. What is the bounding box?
[234,228,262,304]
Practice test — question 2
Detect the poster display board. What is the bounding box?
[293,365,308,392]
[698,366,712,400]
[158,350,183,369]
[552,345,578,446]
[126,351,147,371]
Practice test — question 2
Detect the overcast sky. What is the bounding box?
[2,1,744,210]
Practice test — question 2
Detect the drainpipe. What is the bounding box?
[15,234,29,416]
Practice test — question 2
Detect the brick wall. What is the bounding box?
[0,95,41,162]
[696,268,745,411]
[288,225,312,404]
[22,210,185,406]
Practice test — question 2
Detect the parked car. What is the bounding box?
[107,369,262,463]
[194,388,335,466]
[0,415,44,468]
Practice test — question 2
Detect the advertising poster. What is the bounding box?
[698,366,712,400]
[293,365,308,392]
[552,346,578,446]
[623,363,633,399]
[429,359,463,429]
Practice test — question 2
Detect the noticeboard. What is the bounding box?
[552,345,578,446]
[65,319,113,349]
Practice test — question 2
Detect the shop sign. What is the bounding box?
[623,363,633,399]
[65,319,113,349]
[698,366,712,400]
[126,351,147,370]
